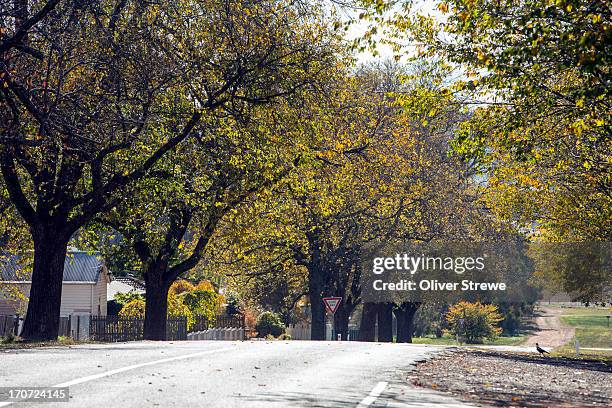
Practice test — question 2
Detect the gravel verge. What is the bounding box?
[410,349,612,407]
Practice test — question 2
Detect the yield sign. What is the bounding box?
[323,297,342,314]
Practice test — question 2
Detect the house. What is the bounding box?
[0,250,110,316]
[107,275,146,301]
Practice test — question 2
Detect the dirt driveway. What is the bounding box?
[523,305,575,349]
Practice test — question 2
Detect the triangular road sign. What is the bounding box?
[323,297,342,314]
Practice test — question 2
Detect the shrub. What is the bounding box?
[57,336,76,345]
[169,280,195,296]
[114,291,145,305]
[180,287,223,321]
[168,292,194,328]
[255,311,285,338]
[445,301,503,344]
[194,280,216,292]
[0,331,17,344]
[119,299,146,319]
[278,333,292,340]
[118,293,193,328]
[225,291,243,316]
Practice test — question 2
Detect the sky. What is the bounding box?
[339,0,441,64]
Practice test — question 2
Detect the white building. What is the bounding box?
[0,251,109,316]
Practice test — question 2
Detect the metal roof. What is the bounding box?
[0,251,103,283]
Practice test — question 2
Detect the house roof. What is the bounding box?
[111,275,146,291]
[0,251,104,283]
[107,280,146,301]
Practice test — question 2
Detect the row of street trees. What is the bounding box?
[0,0,339,340]
[1,0,608,341]
[205,62,519,340]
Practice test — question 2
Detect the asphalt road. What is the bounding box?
[0,341,475,408]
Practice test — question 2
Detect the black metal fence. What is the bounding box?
[1,314,237,341]
[190,314,245,333]
[89,316,187,342]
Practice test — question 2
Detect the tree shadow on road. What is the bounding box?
[480,350,611,374]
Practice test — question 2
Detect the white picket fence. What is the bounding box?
[286,324,311,340]
[187,327,244,341]
[285,323,335,340]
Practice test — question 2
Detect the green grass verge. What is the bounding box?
[560,314,612,349]
[558,306,612,316]
[411,334,525,346]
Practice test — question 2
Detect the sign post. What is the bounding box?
[323,297,342,341]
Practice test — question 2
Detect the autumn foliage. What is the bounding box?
[445,301,503,344]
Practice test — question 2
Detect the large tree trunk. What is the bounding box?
[308,272,326,340]
[377,302,394,342]
[143,268,170,341]
[333,304,350,340]
[394,302,421,343]
[20,230,69,341]
[359,302,377,342]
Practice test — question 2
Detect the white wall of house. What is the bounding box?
[0,275,108,316]
[93,267,109,315]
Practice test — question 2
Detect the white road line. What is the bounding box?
[357,381,389,407]
[0,347,233,407]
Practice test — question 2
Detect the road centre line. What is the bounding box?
[0,347,233,407]
[357,381,389,407]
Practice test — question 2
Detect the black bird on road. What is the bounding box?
[536,343,549,356]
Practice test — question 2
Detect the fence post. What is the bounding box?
[241,313,246,340]
[76,316,81,341]
[13,314,20,336]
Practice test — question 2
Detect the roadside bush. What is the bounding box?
[119,299,146,319]
[168,280,195,296]
[255,311,285,338]
[118,294,193,328]
[225,291,243,316]
[180,282,223,322]
[168,292,194,328]
[445,301,502,344]
[278,333,292,340]
[114,291,145,305]
[0,332,17,344]
[194,280,216,292]
[57,336,76,345]
[413,303,448,337]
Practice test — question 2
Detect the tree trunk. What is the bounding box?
[308,273,326,340]
[377,302,394,342]
[394,302,421,343]
[359,302,377,342]
[333,304,350,340]
[20,231,69,341]
[143,268,169,341]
